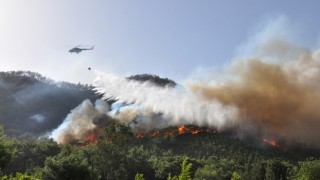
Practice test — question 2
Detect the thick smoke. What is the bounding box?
[92,17,320,146]
[109,102,173,133]
[92,47,320,146]
[94,72,238,129]
[49,99,114,144]
[0,71,98,138]
[191,49,320,145]
[50,16,320,146]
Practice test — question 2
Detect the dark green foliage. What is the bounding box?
[167,157,192,180]
[39,145,99,180]
[126,146,155,179]
[241,159,293,180]
[150,154,183,179]
[295,159,320,180]
[265,160,288,180]
[82,139,131,180]
[231,172,241,180]
[3,138,61,174]
[194,165,222,180]
[245,161,266,180]
[134,173,144,180]
[1,113,320,180]
[0,126,13,171]
[178,157,192,180]
[104,123,134,147]
[1,173,39,180]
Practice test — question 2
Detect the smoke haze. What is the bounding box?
[49,99,112,144]
[92,18,320,146]
[49,16,320,146]
[192,53,320,144]
[94,72,238,129]
[91,45,320,146]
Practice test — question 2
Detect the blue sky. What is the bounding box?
[1,0,320,83]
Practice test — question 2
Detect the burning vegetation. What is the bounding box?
[135,125,216,139]
[84,131,98,144]
[66,120,287,151]
[262,137,280,148]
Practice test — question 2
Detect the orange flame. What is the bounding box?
[84,132,98,144]
[135,130,160,139]
[135,125,214,139]
[165,130,176,138]
[191,129,201,134]
[262,137,279,148]
[178,125,187,134]
[178,125,212,135]
[135,133,146,139]
[150,130,160,137]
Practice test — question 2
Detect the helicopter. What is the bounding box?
[68,44,94,54]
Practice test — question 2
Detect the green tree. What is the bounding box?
[296,159,320,180]
[246,161,266,180]
[126,146,155,179]
[265,160,288,180]
[194,164,222,180]
[167,173,178,180]
[0,126,13,171]
[104,123,134,147]
[167,157,193,180]
[3,138,61,174]
[39,145,99,180]
[179,157,193,180]
[1,173,39,180]
[150,154,182,179]
[231,172,241,180]
[135,173,145,180]
[86,142,128,180]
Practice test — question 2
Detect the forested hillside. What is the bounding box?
[0,71,99,138]
[1,124,320,180]
[0,71,176,138]
[0,71,320,180]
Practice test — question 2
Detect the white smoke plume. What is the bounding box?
[109,102,174,133]
[49,99,110,144]
[50,16,320,146]
[92,46,320,146]
[93,72,238,130]
[92,17,320,146]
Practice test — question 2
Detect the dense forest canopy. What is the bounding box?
[1,123,320,180]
